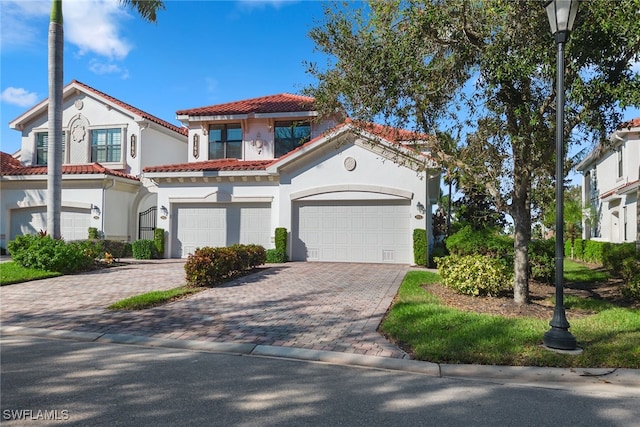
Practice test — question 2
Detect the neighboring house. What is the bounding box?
[0,80,188,248]
[576,118,639,243]
[1,86,441,264]
[145,94,440,263]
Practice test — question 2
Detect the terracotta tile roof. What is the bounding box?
[619,117,640,129]
[0,151,21,174]
[1,162,138,180]
[600,179,640,199]
[71,80,188,136]
[143,159,274,173]
[176,93,316,117]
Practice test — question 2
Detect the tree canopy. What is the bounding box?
[305,0,640,304]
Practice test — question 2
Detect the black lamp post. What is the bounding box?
[543,0,579,351]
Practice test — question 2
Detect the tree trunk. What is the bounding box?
[47,0,63,239]
[511,170,531,305]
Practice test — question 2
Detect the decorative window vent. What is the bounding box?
[382,250,395,262]
[307,248,318,260]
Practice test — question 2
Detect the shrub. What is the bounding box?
[88,227,100,239]
[429,242,448,268]
[620,258,640,301]
[7,234,96,273]
[275,227,288,252]
[445,225,512,259]
[602,242,637,274]
[101,240,132,258]
[436,254,511,296]
[529,239,555,284]
[583,240,605,264]
[132,239,157,259]
[413,228,427,267]
[154,228,165,258]
[266,249,288,263]
[184,244,266,287]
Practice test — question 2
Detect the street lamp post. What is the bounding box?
[543,0,579,351]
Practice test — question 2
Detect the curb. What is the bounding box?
[2,326,639,393]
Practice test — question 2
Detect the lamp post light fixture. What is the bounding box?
[543,0,579,351]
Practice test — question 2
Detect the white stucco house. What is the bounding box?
[1,82,441,264]
[1,80,188,247]
[576,117,639,243]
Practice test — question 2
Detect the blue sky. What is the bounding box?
[1,0,327,155]
[1,0,638,167]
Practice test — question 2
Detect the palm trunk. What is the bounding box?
[47,0,63,239]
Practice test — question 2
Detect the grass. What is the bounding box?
[564,259,610,283]
[380,270,640,368]
[0,261,62,285]
[107,286,204,310]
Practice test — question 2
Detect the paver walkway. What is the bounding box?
[0,261,408,358]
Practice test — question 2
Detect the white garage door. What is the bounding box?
[293,200,411,263]
[173,203,271,258]
[10,207,91,241]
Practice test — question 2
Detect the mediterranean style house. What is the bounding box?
[1,81,440,264]
[576,117,639,244]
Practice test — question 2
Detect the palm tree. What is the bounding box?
[46,0,165,238]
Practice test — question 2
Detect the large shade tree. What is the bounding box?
[47,0,165,238]
[305,0,640,304]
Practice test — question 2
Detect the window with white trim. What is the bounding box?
[91,129,122,163]
[36,132,66,165]
[617,146,623,177]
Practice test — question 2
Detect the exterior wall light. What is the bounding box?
[160,205,168,220]
[91,204,101,219]
[416,202,426,214]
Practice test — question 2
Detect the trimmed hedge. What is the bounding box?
[413,228,427,267]
[132,239,158,259]
[154,228,165,258]
[185,244,266,287]
[266,227,289,263]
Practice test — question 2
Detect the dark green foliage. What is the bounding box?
[429,242,448,268]
[413,228,427,267]
[7,234,97,273]
[583,240,605,265]
[184,244,266,287]
[100,240,133,258]
[275,227,288,252]
[445,226,512,259]
[132,240,158,259]
[154,228,165,258]
[88,227,100,239]
[266,249,288,263]
[621,258,640,301]
[601,242,637,273]
[528,239,555,284]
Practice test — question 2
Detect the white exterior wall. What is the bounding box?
[579,128,639,243]
[138,126,187,175]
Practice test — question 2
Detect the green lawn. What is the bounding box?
[380,269,640,368]
[0,262,62,286]
[107,286,204,310]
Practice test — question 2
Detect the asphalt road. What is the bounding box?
[1,335,638,427]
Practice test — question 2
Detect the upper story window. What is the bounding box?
[91,129,121,163]
[36,131,66,165]
[617,146,623,177]
[209,124,242,159]
[274,120,311,157]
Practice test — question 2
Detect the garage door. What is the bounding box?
[173,203,271,258]
[293,200,411,263]
[10,207,91,241]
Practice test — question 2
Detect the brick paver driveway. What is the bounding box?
[0,261,408,358]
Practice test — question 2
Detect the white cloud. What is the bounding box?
[89,59,130,79]
[0,0,133,59]
[1,87,39,107]
[65,0,133,60]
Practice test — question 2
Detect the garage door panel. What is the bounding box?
[294,200,410,264]
[173,203,271,258]
[10,208,90,241]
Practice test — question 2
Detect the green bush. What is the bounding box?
[184,244,265,287]
[436,254,511,296]
[88,227,100,239]
[429,242,448,268]
[7,234,96,273]
[602,242,637,273]
[445,225,513,259]
[275,227,287,251]
[583,240,605,264]
[620,258,640,301]
[132,239,157,259]
[154,228,165,258]
[413,228,427,267]
[100,240,132,258]
[266,249,288,263]
[529,239,555,284]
